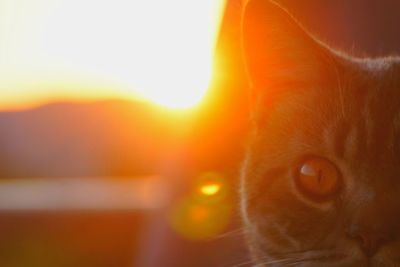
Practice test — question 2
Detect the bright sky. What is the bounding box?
[0,0,226,110]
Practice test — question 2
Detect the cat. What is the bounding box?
[239,0,400,266]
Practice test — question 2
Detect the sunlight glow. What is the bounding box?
[169,172,231,240]
[200,183,221,196]
[169,198,232,240]
[0,0,227,110]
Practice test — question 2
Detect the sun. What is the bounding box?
[0,0,227,110]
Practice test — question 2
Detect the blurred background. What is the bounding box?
[0,0,400,266]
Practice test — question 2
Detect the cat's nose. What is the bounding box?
[346,228,389,257]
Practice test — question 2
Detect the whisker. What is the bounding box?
[226,254,272,267]
[253,257,300,267]
[211,227,246,241]
[227,258,255,267]
[282,260,306,266]
[273,248,337,258]
[218,250,252,267]
[231,248,344,267]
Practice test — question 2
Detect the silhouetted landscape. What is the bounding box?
[0,99,247,179]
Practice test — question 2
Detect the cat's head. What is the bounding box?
[240,0,400,266]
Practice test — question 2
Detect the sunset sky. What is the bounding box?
[0,0,226,110]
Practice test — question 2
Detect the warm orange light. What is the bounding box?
[189,205,210,222]
[169,172,232,241]
[0,0,227,110]
[199,183,221,196]
[169,198,232,241]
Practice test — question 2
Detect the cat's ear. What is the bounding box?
[242,0,331,88]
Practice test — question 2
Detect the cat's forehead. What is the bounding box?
[310,57,400,170]
[253,56,400,166]
[348,58,400,112]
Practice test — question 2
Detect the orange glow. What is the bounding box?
[169,172,232,241]
[189,205,210,222]
[199,183,221,196]
[169,198,232,241]
[0,0,227,110]
[196,172,226,199]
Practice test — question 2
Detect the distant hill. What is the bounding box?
[0,98,248,179]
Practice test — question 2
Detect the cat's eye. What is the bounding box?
[295,157,341,201]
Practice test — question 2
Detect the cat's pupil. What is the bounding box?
[295,157,341,201]
[300,163,317,176]
[317,170,322,183]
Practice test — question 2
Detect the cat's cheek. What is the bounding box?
[244,207,340,259]
[374,241,400,266]
[247,180,336,240]
[288,176,338,211]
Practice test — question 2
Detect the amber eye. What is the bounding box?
[295,157,341,201]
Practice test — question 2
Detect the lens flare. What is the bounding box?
[199,183,221,196]
[169,171,232,241]
[169,197,232,241]
[196,172,227,200]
